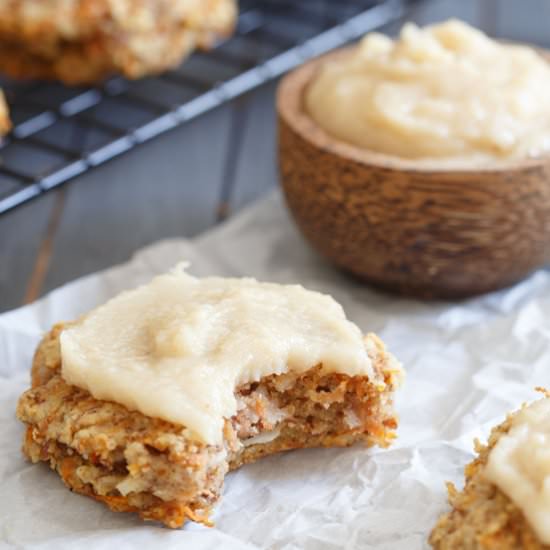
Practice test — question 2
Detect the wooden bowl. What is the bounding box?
[277,49,550,299]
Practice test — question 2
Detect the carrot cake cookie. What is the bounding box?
[430,394,550,549]
[0,91,10,136]
[0,0,237,84]
[17,265,403,527]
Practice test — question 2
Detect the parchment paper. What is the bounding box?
[2,191,550,549]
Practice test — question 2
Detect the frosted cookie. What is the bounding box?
[430,394,550,549]
[17,266,403,527]
[0,0,237,84]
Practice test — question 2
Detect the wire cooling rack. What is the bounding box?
[0,0,409,214]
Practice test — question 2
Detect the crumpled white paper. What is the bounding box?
[2,191,550,550]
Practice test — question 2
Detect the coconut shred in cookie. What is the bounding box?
[306,19,550,163]
[60,265,376,445]
[486,398,550,544]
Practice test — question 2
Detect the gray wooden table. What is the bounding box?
[0,0,546,313]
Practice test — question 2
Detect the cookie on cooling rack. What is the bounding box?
[0,0,237,84]
[0,90,10,136]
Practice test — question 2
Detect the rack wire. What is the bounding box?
[0,0,409,215]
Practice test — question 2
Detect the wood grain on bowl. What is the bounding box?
[277,49,550,299]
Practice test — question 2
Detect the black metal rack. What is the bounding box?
[0,0,408,215]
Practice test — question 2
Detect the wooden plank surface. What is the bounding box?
[228,82,278,215]
[0,192,55,311]
[496,0,550,46]
[42,105,233,294]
